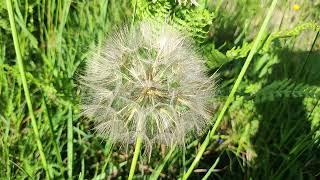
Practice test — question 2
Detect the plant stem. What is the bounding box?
[150,145,177,179]
[202,156,220,180]
[4,114,11,178]
[67,105,73,180]
[128,135,143,180]
[131,0,138,29]
[6,0,51,179]
[183,0,278,179]
[215,0,224,15]
[42,98,64,174]
[297,31,319,80]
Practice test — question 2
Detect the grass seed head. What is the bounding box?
[79,21,216,148]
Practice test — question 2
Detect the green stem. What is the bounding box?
[150,145,176,179]
[42,98,64,175]
[4,114,11,178]
[183,132,210,179]
[202,156,220,180]
[131,0,138,29]
[215,0,224,15]
[6,0,51,179]
[128,135,143,180]
[67,105,73,180]
[183,0,278,179]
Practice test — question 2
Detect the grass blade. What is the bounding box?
[42,98,64,175]
[150,145,177,179]
[6,0,51,179]
[202,156,221,180]
[67,105,73,179]
[183,0,279,179]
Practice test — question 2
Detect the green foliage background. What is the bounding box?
[0,0,320,179]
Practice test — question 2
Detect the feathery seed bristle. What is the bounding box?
[79,21,216,148]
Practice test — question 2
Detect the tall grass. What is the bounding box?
[6,0,50,178]
[183,0,278,178]
[0,0,319,179]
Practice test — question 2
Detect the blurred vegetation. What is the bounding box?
[0,0,320,179]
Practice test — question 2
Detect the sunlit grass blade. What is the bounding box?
[202,155,221,180]
[42,98,64,175]
[183,0,279,179]
[6,0,51,179]
[1,114,11,178]
[150,145,177,179]
[67,104,73,179]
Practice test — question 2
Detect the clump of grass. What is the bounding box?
[1,0,320,179]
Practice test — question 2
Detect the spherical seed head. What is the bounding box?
[79,21,215,147]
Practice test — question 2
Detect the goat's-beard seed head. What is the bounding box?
[79,21,216,148]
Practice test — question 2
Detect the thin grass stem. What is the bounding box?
[183,0,279,179]
[150,145,177,179]
[6,0,51,179]
[42,98,64,174]
[202,156,220,180]
[215,0,224,15]
[3,114,11,178]
[131,0,138,29]
[67,105,73,179]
